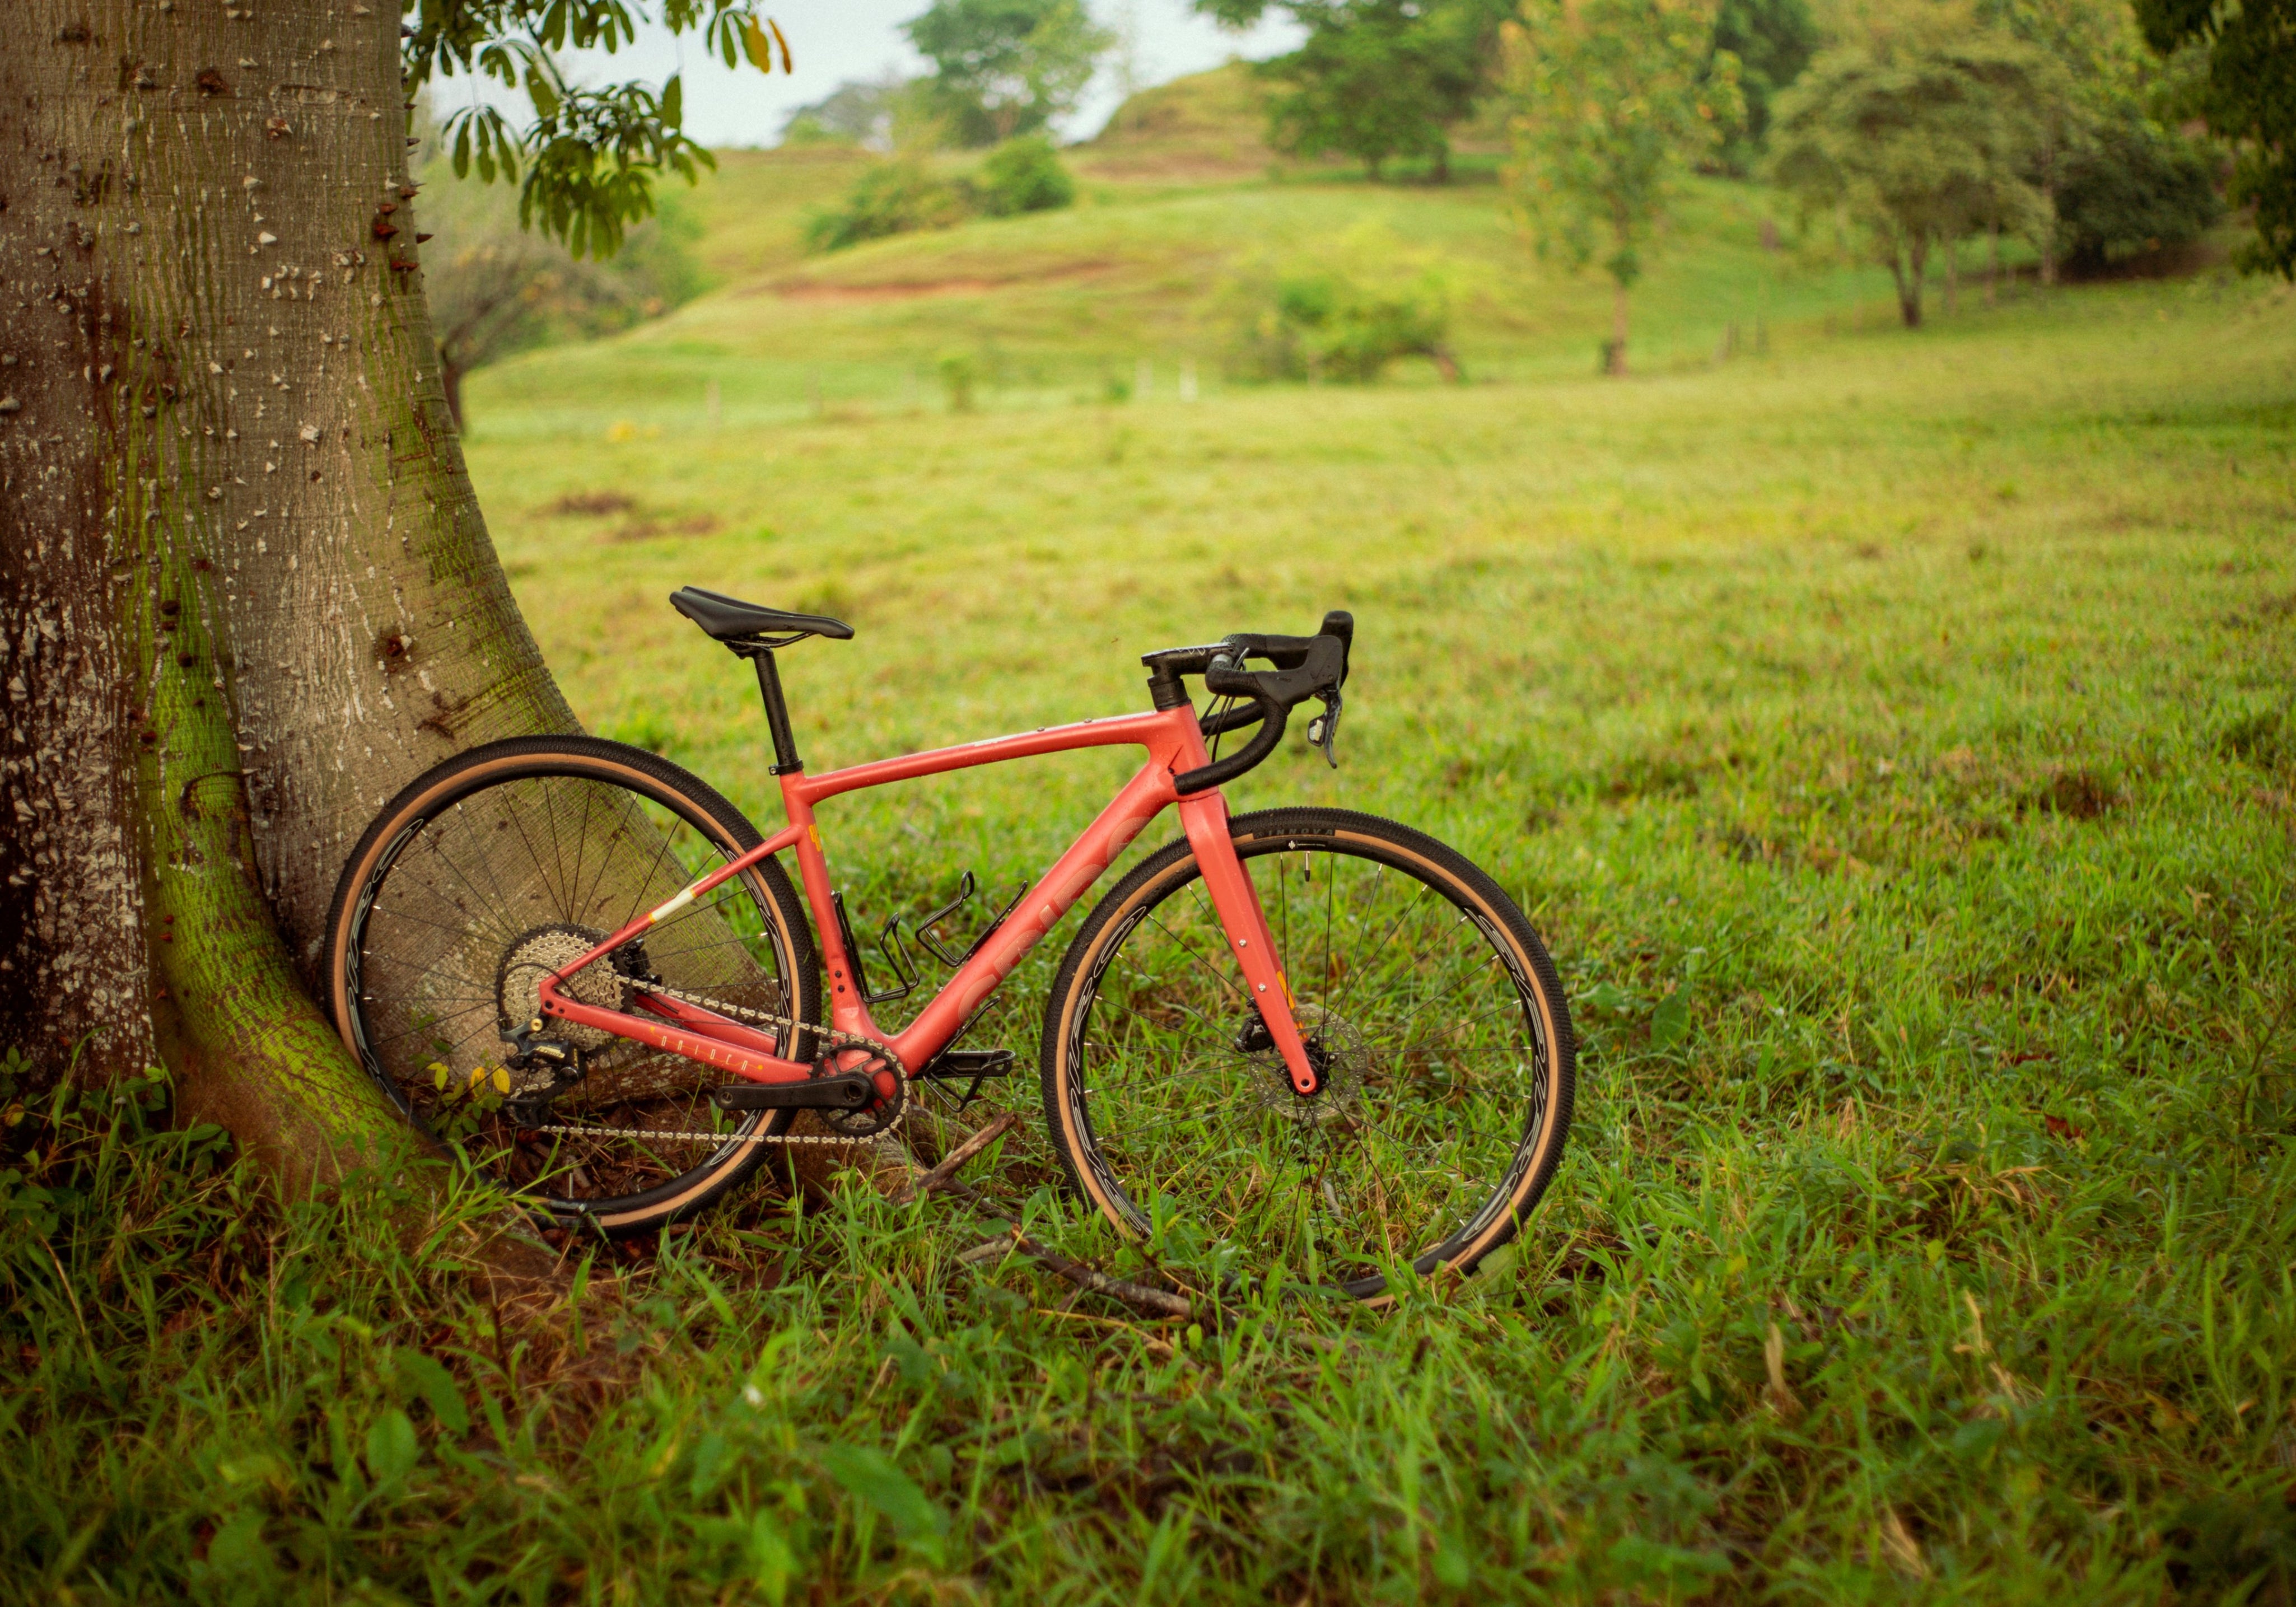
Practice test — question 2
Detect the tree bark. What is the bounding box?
[1893,234,1927,328]
[2038,179,2059,288]
[0,1,575,1189]
[1607,282,1629,376]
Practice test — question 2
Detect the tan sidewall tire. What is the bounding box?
[321,736,822,1236]
[1038,806,1575,1298]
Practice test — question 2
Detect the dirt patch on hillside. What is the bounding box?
[760,260,1121,302]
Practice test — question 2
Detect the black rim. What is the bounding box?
[1054,816,1567,1298]
[339,745,813,1228]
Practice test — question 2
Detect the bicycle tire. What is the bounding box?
[322,736,822,1237]
[1039,806,1574,1301]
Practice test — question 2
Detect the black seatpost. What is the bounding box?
[749,650,804,774]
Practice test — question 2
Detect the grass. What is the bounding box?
[468,151,1902,437]
[10,134,2296,1597]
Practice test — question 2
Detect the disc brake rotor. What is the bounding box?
[1248,1004,1368,1124]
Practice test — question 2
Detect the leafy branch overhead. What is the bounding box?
[404,0,794,256]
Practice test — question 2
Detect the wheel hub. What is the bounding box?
[496,923,629,1051]
[1242,1005,1367,1124]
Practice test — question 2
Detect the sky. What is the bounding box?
[428,1,1304,150]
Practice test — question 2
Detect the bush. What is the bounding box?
[804,157,971,253]
[1232,268,1459,383]
[977,134,1075,216]
[2058,115,2224,274]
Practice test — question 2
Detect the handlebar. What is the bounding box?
[1144,611,1354,796]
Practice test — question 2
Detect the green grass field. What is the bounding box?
[9,117,2296,1599]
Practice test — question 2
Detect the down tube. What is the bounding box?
[890,762,1178,1068]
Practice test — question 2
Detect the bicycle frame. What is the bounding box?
[534,701,1324,1100]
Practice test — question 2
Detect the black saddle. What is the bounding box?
[669,586,853,646]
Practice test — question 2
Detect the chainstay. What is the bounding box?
[527,981,910,1147]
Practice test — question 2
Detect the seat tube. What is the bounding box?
[1175,790,1321,1095]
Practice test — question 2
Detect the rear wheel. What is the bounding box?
[323,737,822,1237]
[1039,807,1575,1300]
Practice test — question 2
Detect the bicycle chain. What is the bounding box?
[525,982,912,1149]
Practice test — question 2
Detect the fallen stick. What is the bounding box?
[940,1195,1193,1321]
[899,1119,1194,1322]
[893,1111,1021,1205]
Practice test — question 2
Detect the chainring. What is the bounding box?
[811,1049,908,1137]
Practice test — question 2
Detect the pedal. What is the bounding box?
[918,1048,1015,1081]
[916,1048,1015,1114]
[711,1072,874,1112]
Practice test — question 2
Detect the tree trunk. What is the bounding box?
[2038,179,2059,288]
[1986,222,2000,307]
[1607,282,1630,376]
[1895,235,1927,328]
[441,359,465,431]
[0,2,576,1190]
[1943,232,1958,317]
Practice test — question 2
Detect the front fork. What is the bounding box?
[1177,791,1321,1096]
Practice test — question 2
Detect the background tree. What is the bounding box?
[2131,0,2287,273]
[1964,0,2224,278]
[1502,0,1743,375]
[780,73,913,150]
[0,0,778,1194]
[1197,0,1509,181]
[2055,109,2223,272]
[1766,18,2065,324]
[423,166,704,424]
[978,134,1080,214]
[903,0,1115,147]
[1709,0,1821,172]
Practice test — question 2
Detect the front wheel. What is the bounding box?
[1039,807,1575,1301]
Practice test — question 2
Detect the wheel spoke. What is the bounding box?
[343,761,813,1227]
[1055,829,1567,1292]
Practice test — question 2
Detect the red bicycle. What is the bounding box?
[325,590,1574,1298]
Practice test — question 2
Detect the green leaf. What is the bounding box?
[391,1347,469,1436]
[1579,982,1632,1012]
[365,1407,419,1486]
[528,65,560,122]
[661,73,683,130]
[749,1507,797,1604]
[1433,1533,1473,1587]
[1950,1415,2004,1460]
[205,1509,273,1580]
[740,16,774,71]
[452,120,471,180]
[821,1444,944,1558]
[1650,986,1691,1051]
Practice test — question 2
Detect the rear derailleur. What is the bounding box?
[497,1017,586,1128]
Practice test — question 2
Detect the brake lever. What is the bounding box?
[1304,686,1343,768]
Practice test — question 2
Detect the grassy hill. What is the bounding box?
[463,85,1909,439]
